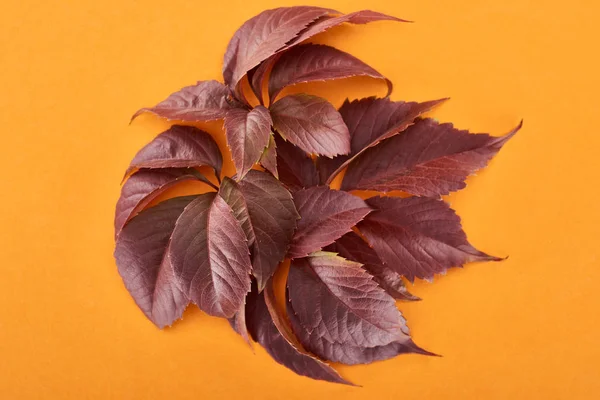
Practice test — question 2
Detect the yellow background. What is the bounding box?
[1,0,599,398]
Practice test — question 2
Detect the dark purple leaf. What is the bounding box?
[270,94,350,156]
[342,118,522,195]
[274,134,319,191]
[325,232,419,301]
[224,105,272,180]
[169,193,252,318]
[131,80,233,122]
[114,195,197,328]
[228,304,252,347]
[287,186,371,258]
[259,134,278,178]
[357,196,501,282]
[248,54,281,105]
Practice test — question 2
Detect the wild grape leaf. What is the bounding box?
[325,232,419,301]
[357,196,500,282]
[318,97,447,184]
[268,44,391,100]
[228,304,252,347]
[169,193,252,318]
[224,106,272,180]
[270,94,350,156]
[131,80,233,122]
[245,280,352,385]
[342,118,522,195]
[114,195,197,328]
[259,134,278,178]
[219,171,299,290]
[274,134,319,191]
[124,125,223,180]
[286,253,431,364]
[287,186,371,258]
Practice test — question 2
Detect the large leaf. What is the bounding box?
[224,106,272,180]
[268,44,391,101]
[169,192,252,318]
[274,134,319,191]
[342,118,522,195]
[325,232,419,301]
[219,171,299,290]
[318,97,447,184]
[286,253,431,364]
[114,195,197,328]
[287,186,371,258]
[270,94,350,157]
[124,125,223,179]
[245,280,352,385]
[131,80,233,122]
[357,196,500,282]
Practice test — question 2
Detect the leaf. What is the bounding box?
[287,186,371,258]
[124,125,223,180]
[248,54,281,105]
[268,44,391,101]
[228,304,252,347]
[286,252,431,364]
[219,171,299,290]
[357,196,501,282]
[342,118,522,195]
[325,232,419,301]
[318,97,447,184]
[131,80,234,122]
[259,134,278,178]
[274,134,319,191]
[168,192,252,318]
[270,94,350,156]
[224,105,272,180]
[114,195,197,328]
[245,280,352,385]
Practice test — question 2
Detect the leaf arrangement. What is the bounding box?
[115,6,520,385]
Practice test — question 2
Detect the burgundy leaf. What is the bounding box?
[259,134,278,178]
[245,280,352,385]
[287,186,371,258]
[342,118,522,195]
[248,54,281,105]
[228,304,252,347]
[169,193,252,318]
[224,105,272,180]
[318,97,447,184]
[325,232,419,301]
[124,125,223,179]
[357,196,500,282]
[274,134,319,191]
[114,195,197,328]
[219,171,299,290]
[270,94,350,156]
[131,80,233,122]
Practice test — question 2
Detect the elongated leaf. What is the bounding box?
[124,125,223,179]
[325,232,419,301]
[245,280,351,384]
[132,80,233,122]
[219,171,299,290]
[357,196,500,282]
[228,304,252,347]
[288,186,371,258]
[318,97,447,184]
[342,119,522,195]
[224,106,272,180]
[114,195,197,328]
[274,134,319,191]
[169,193,252,318]
[259,134,278,178]
[270,94,350,156]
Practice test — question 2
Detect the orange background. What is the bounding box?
[1,0,599,398]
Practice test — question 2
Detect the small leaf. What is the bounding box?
[274,134,319,191]
[270,94,350,157]
[357,196,501,282]
[287,186,371,258]
[114,195,198,328]
[259,134,278,178]
[169,193,252,318]
[342,118,522,195]
[224,105,272,180]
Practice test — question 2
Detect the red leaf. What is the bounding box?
[114,196,197,328]
[270,94,350,156]
[287,186,371,258]
[342,118,522,195]
[131,80,233,122]
[274,134,319,191]
[228,304,252,347]
[259,134,278,178]
[224,105,272,180]
[357,196,501,282]
[169,193,252,318]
